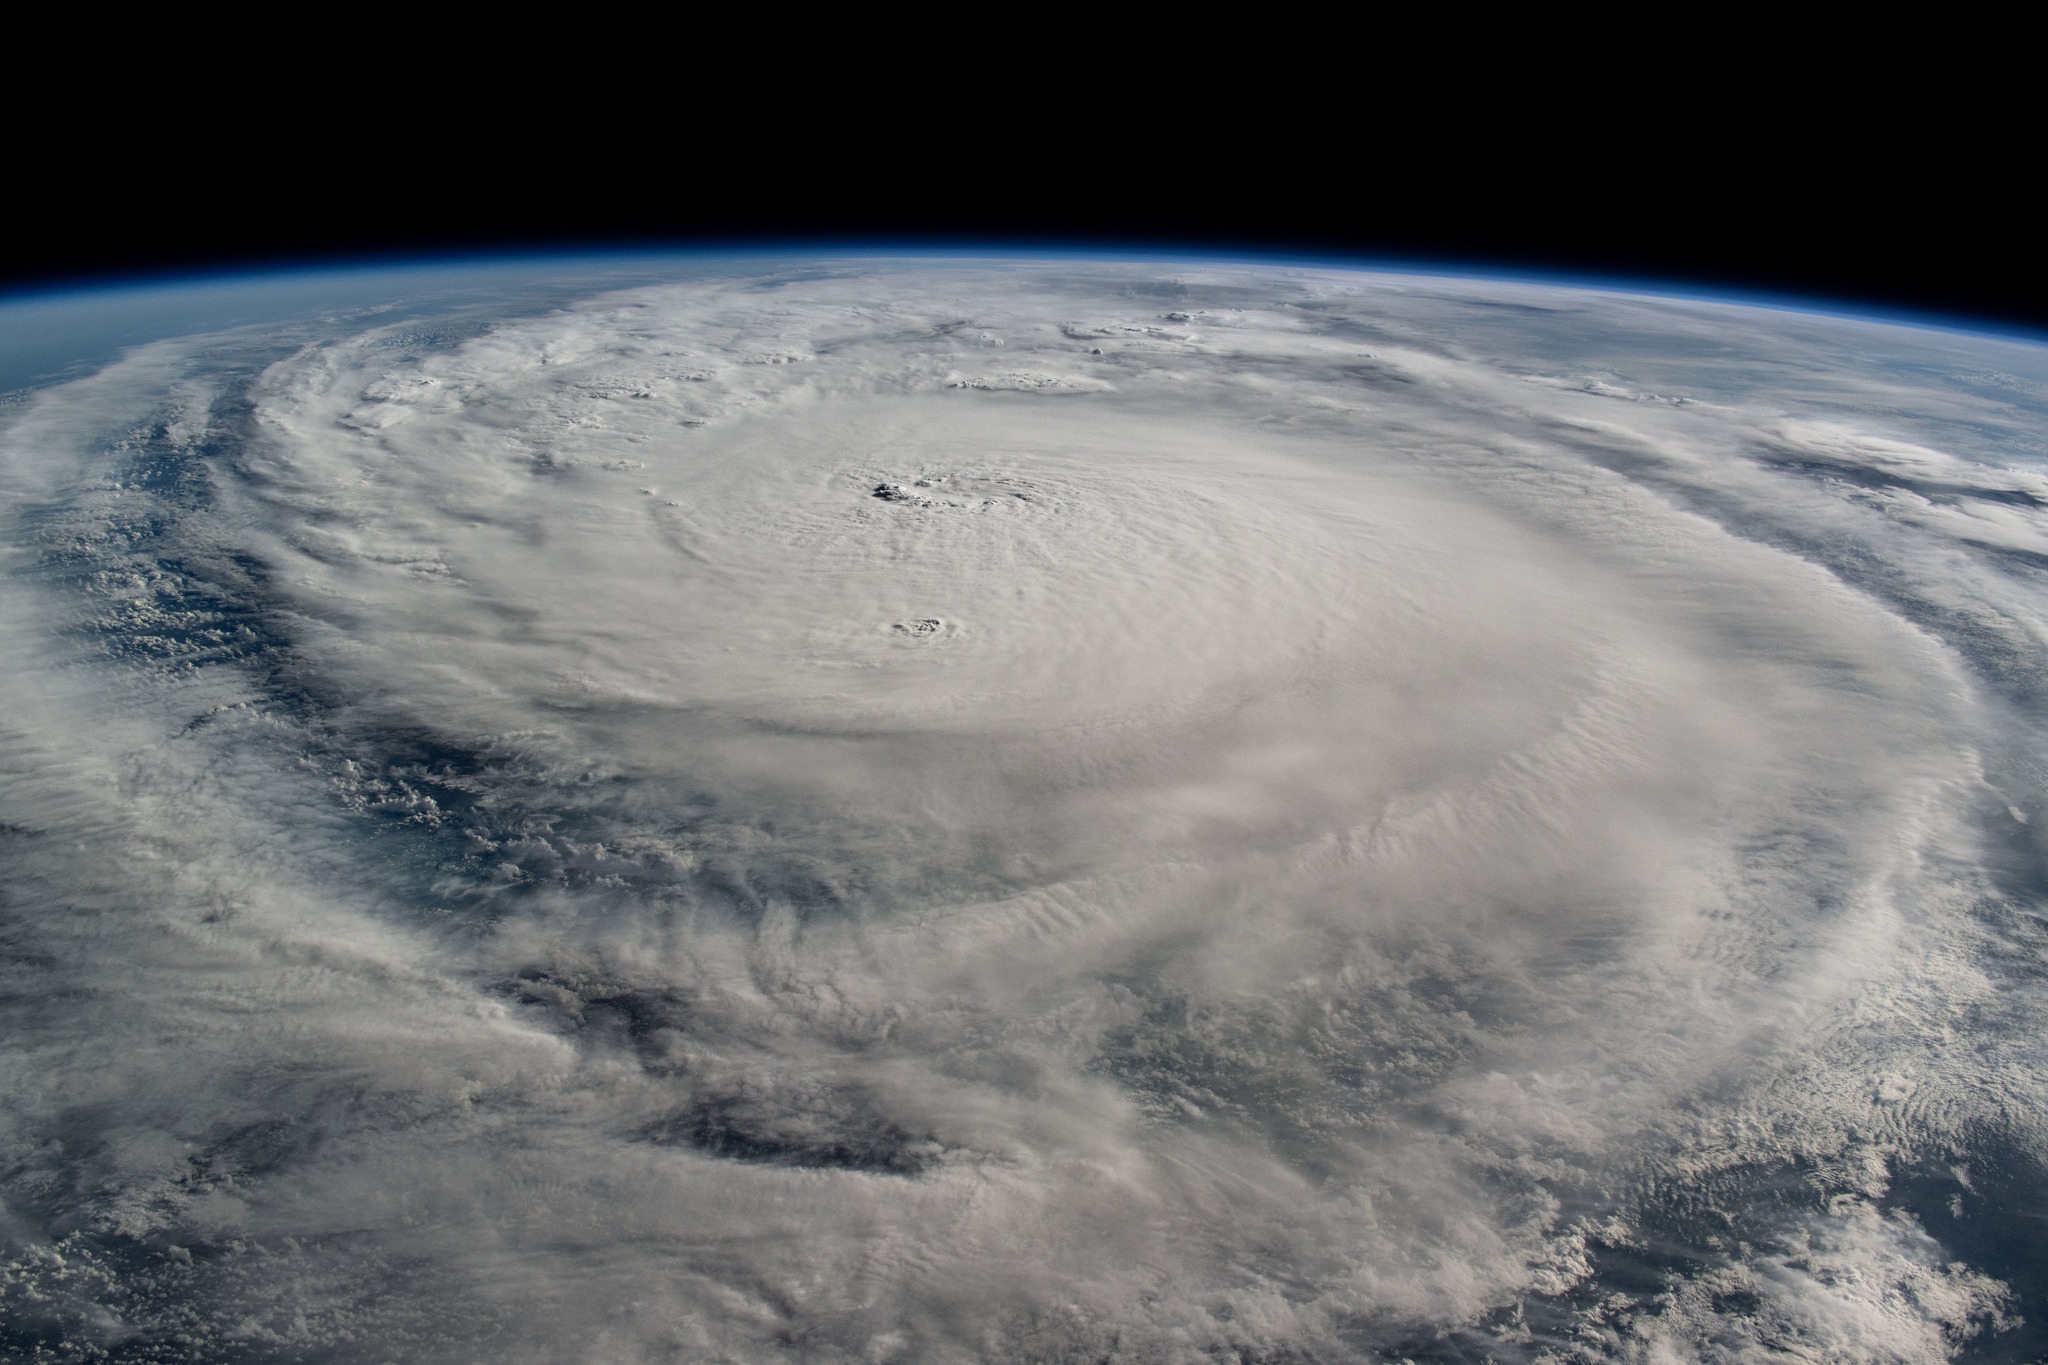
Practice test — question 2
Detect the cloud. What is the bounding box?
[4,262,2048,1362]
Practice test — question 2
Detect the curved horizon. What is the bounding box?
[6,238,2046,348]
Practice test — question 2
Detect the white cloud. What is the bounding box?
[4,261,2048,1362]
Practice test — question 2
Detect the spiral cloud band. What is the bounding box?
[5,259,2048,1362]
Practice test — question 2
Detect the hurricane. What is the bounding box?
[5,256,2048,1363]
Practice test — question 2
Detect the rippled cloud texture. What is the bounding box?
[6,260,2048,1362]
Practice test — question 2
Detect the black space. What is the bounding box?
[7,124,2038,333]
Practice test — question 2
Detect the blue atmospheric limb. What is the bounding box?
[5,243,2043,399]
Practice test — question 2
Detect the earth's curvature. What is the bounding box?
[4,255,2048,1363]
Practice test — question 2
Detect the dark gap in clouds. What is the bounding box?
[1411,1143,2040,1365]
[27,373,320,692]
[504,963,954,1179]
[1962,540,2048,574]
[643,1093,943,1177]
[0,1226,502,1364]
[1885,1133,2048,1365]
[500,972,948,1177]
[1751,453,2048,512]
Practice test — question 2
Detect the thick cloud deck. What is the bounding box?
[5,260,2048,1363]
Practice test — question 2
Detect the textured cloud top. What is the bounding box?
[5,260,2048,1362]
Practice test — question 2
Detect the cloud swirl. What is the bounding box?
[4,260,2048,1362]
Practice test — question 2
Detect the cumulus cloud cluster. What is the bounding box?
[4,260,2048,1362]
